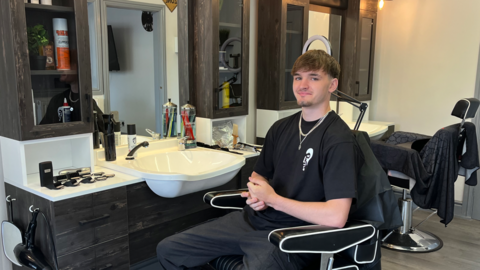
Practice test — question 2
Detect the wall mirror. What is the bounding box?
[87,1,167,138]
[307,5,342,63]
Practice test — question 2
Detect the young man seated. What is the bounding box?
[157,50,363,270]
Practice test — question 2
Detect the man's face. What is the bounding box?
[292,69,337,108]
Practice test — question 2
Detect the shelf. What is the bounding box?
[219,68,241,73]
[219,22,241,28]
[31,70,77,76]
[25,3,74,13]
[286,30,302,34]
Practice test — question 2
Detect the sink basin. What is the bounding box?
[98,149,245,198]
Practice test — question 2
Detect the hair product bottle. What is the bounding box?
[57,98,71,123]
[127,124,137,156]
[181,101,196,149]
[104,114,116,161]
[93,111,100,149]
[52,18,71,70]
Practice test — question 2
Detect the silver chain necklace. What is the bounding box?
[69,91,79,103]
[298,110,331,150]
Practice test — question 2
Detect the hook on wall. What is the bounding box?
[6,195,16,203]
[29,205,40,213]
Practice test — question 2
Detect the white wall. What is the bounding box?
[107,8,156,136]
[121,0,179,106]
[246,0,258,144]
[370,0,480,201]
[308,11,329,51]
[0,143,12,270]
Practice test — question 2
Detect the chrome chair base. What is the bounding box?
[382,229,443,253]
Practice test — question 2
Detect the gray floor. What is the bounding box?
[134,210,480,270]
[382,210,480,270]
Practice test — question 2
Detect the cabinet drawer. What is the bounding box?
[58,236,129,270]
[94,236,130,270]
[54,187,128,256]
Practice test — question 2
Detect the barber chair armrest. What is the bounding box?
[268,221,376,254]
[203,189,248,210]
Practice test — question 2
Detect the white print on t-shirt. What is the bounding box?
[303,148,314,171]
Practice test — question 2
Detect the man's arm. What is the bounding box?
[247,172,352,228]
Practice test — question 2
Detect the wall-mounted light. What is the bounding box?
[378,0,392,10]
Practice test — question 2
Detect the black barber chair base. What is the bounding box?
[381,191,442,253]
[382,229,442,253]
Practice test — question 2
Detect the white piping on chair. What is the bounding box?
[333,266,359,270]
[207,194,244,210]
[268,224,376,254]
[353,230,379,264]
[461,98,475,120]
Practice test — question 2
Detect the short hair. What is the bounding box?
[291,50,340,79]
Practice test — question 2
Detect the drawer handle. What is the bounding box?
[79,214,110,226]
[99,264,113,270]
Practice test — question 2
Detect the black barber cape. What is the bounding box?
[349,131,403,231]
[411,123,479,226]
[371,123,479,226]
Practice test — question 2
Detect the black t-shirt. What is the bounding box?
[40,89,81,125]
[245,111,363,231]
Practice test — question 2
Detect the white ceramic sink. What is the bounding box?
[345,122,388,140]
[98,149,245,198]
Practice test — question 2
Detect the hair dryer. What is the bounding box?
[14,210,52,270]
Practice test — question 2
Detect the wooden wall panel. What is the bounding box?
[310,0,348,9]
[0,0,22,140]
[257,0,283,110]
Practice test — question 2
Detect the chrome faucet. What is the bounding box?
[178,137,188,151]
[146,129,160,140]
[126,141,149,160]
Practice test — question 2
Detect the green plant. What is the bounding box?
[219,29,230,45]
[27,24,49,56]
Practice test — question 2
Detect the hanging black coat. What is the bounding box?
[349,131,403,231]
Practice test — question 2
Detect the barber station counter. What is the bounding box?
[4,139,259,269]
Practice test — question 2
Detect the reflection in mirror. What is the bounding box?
[104,7,164,137]
[284,4,304,102]
[26,4,83,125]
[308,7,342,62]
[88,0,101,92]
[218,0,243,109]
[1,221,23,266]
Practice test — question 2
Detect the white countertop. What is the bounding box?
[16,166,144,202]
[9,146,259,202]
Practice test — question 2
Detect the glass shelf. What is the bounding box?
[30,70,78,76]
[219,22,241,28]
[25,3,74,13]
[286,30,302,34]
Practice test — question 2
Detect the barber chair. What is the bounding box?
[201,131,402,270]
[370,98,480,253]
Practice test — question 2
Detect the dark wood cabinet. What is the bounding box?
[257,0,379,110]
[178,0,250,119]
[338,0,378,101]
[257,0,309,111]
[4,155,258,268]
[0,0,93,141]
[6,185,129,270]
[354,8,377,100]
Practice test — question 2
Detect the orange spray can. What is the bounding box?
[52,18,71,70]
